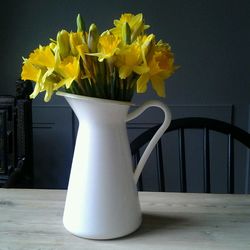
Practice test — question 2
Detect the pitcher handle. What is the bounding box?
[127,100,172,184]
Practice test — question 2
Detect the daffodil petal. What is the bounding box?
[29,82,41,99]
[44,83,53,102]
[151,76,165,97]
[29,45,55,68]
[65,78,75,88]
[21,61,42,82]
[119,66,132,79]
[136,73,149,93]
[41,68,54,86]
[133,65,149,75]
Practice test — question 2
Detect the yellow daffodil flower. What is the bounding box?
[21,45,57,101]
[111,13,150,41]
[138,34,155,63]
[21,43,81,102]
[28,45,55,68]
[21,13,178,102]
[136,41,177,97]
[115,43,148,79]
[55,56,80,88]
[21,59,42,83]
[69,31,85,56]
[90,32,120,62]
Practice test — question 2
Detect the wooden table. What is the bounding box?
[0,189,250,250]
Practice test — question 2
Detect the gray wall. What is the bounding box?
[0,0,249,192]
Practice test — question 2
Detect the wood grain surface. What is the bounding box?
[0,189,250,250]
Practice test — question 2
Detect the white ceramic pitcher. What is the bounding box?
[56,91,171,239]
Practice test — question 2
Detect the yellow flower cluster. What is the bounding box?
[21,13,178,102]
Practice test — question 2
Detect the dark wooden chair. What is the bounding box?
[130,117,250,193]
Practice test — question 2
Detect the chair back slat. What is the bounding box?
[178,128,187,192]
[133,150,143,190]
[130,117,250,193]
[203,128,211,193]
[227,134,234,193]
[156,139,165,191]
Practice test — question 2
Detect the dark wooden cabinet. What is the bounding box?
[0,80,33,188]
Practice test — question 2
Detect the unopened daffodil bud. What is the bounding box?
[69,31,84,56]
[88,23,99,52]
[77,14,85,32]
[131,21,144,42]
[122,22,131,45]
[57,30,70,58]
[141,34,155,58]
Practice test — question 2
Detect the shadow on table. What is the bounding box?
[121,212,192,240]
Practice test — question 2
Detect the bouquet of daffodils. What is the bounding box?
[21,13,177,102]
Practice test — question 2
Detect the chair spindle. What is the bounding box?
[156,139,165,191]
[203,128,211,193]
[178,128,187,192]
[227,134,234,193]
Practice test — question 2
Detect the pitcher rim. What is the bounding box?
[56,91,134,106]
